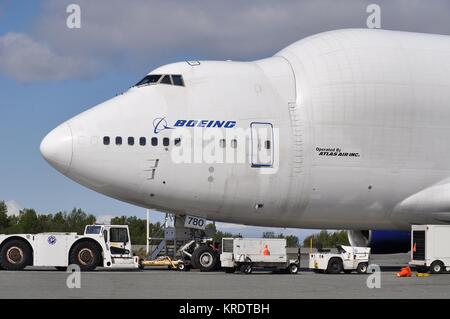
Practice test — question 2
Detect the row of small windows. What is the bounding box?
[134,74,184,87]
[103,136,180,147]
[102,136,271,150]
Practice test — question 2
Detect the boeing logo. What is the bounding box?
[153,118,237,133]
[153,117,174,134]
[174,120,236,128]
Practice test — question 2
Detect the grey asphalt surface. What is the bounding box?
[0,253,449,299]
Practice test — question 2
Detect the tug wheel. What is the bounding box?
[326,258,343,274]
[0,239,32,271]
[357,262,368,274]
[69,241,100,272]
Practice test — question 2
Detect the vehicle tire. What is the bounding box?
[177,262,187,271]
[69,241,100,272]
[0,239,32,271]
[289,263,299,274]
[240,263,252,274]
[326,258,343,274]
[357,262,368,274]
[225,267,236,274]
[344,269,353,274]
[191,245,219,272]
[55,267,67,271]
[429,261,445,274]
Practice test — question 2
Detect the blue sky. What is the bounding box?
[0,1,149,217]
[1,0,449,240]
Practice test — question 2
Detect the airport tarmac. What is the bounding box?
[0,253,449,299]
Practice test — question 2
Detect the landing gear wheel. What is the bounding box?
[69,241,100,272]
[289,263,299,274]
[430,261,445,274]
[357,262,368,274]
[0,240,32,271]
[191,245,219,272]
[326,258,343,274]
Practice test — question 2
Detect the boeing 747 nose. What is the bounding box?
[40,122,73,175]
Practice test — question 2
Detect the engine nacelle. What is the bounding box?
[348,230,410,254]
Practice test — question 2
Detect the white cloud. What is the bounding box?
[96,214,115,224]
[0,32,96,82]
[36,0,450,62]
[5,200,21,216]
[2,0,450,82]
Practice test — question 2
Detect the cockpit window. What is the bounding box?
[134,74,184,88]
[160,75,172,85]
[172,75,184,86]
[135,74,162,87]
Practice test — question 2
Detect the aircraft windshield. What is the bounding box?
[134,74,185,88]
[135,74,162,87]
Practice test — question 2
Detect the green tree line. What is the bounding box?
[0,201,96,235]
[303,230,349,248]
[262,231,300,247]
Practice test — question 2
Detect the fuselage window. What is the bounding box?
[151,137,158,146]
[160,75,172,85]
[163,137,170,146]
[265,140,271,150]
[219,139,226,148]
[231,139,237,148]
[172,75,184,86]
[139,137,146,146]
[103,136,110,145]
[128,137,135,146]
[115,136,122,145]
[174,138,181,146]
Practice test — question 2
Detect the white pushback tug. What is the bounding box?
[309,245,370,274]
[0,225,139,271]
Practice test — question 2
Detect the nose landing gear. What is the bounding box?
[145,213,221,272]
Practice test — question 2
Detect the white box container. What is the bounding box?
[410,225,450,273]
[220,238,299,274]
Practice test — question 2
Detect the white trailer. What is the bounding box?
[309,245,370,274]
[0,225,139,271]
[220,238,300,274]
[410,225,450,274]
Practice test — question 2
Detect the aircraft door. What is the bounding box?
[251,122,274,167]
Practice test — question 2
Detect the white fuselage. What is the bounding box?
[41,29,450,231]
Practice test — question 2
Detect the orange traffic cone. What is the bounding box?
[396,266,412,277]
[263,244,270,256]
